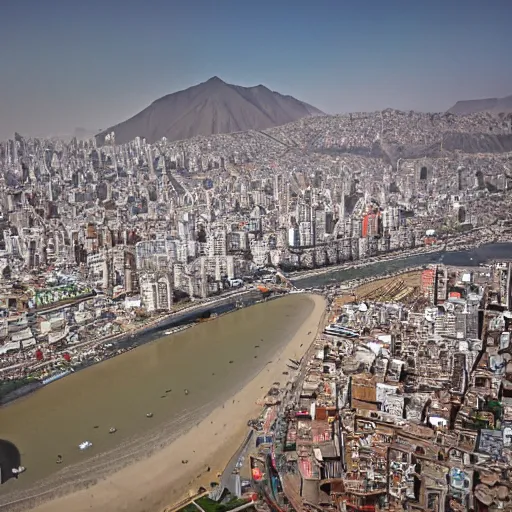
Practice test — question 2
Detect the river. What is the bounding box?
[292,242,512,288]
[1,242,511,502]
[0,294,314,502]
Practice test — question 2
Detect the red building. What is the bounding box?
[362,212,380,238]
[421,268,436,302]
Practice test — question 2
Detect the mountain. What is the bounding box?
[447,94,512,115]
[73,127,97,140]
[96,77,324,146]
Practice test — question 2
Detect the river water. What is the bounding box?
[0,294,314,498]
[293,242,512,288]
[2,242,512,500]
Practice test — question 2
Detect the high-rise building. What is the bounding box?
[314,209,327,245]
[140,272,173,312]
[299,222,313,247]
[288,227,299,247]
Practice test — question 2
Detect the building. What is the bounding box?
[139,272,173,312]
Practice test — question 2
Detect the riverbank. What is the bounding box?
[1,294,327,512]
[288,243,444,281]
[294,241,512,290]
[0,289,260,407]
[287,229,512,282]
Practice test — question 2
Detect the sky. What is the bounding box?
[0,0,510,140]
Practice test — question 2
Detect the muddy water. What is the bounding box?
[0,294,314,496]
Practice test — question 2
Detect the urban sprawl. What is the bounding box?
[1,110,512,511]
[243,263,512,512]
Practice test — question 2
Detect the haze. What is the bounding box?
[0,0,510,140]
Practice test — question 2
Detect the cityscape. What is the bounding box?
[0,110,510,379]
[1,0,512,506]
[1,102,512,512]
[246,262,512,512]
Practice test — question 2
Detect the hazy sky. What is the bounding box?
[0,0,510,140]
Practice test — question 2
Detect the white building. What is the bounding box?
[139,272,173,312]
[288,227,299,247]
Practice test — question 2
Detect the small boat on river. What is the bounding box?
[164,325,193,335]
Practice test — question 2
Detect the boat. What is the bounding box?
[42,369,73,386]
[109,427,117,434]
[79,441,92,450]
[146,412,153,418]
[163,324,192,335]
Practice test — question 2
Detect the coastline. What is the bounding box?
[1,294,327,512]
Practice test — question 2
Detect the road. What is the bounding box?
[220,430,254,496]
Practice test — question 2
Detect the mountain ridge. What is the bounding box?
[96,77,323,146]
[447,94,512,115]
